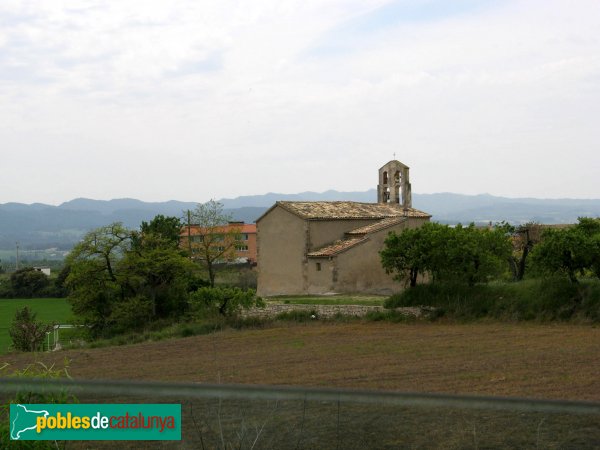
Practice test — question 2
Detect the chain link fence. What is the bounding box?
[1,378,599,449]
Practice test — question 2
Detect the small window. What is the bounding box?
[382,171,388,184]
[316,262,321,271]
[242,233,249,241]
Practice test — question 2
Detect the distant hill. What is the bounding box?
[1,192,599,250]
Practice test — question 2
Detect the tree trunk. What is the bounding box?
[410,268,418,287]
[208,263,215,288]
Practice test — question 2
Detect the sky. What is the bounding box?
[1,0,599,205]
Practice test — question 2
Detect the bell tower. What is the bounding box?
[377,160,412,208]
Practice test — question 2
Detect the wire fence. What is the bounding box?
[2,378,599,449]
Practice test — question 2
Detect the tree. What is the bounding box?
[139,215,182,250]
[381,222,512,287]
[9,307,53,352]
[380,223,443,287]
[431,224,510,285]
[499,222,543,281]
[531,218,600,283]
[186,200,242,287]
[65,223,132,334]
[10,267,50,297]
[121,233,195,318]
[65,219,198,335]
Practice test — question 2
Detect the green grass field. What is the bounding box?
[0,298,73,354]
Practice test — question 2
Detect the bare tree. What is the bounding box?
[184,200,242,287]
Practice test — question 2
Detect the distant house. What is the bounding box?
[180,222,257,264]
[33,267,51,276]
[256,160,431,296]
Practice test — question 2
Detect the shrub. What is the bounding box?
[189,287,264,317]
[9,268,50,298]
[9,307,53,352]
[385,278,600,322]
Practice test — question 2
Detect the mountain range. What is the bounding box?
[1,190,599,250]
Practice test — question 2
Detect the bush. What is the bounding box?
[9,307,53,352]
[9,268,50,298]
[385,278,600,322]
[189,287,264,317]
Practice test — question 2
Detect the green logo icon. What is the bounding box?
[10,404,181,441]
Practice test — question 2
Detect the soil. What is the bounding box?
[4,321,600,401]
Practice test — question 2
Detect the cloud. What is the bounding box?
[0,0,599,204]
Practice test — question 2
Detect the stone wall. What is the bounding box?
[241,304,428,319]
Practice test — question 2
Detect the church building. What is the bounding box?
[256,161,431,296]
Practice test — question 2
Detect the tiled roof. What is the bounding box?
[346,217,407,235]
[276,201,430,220]
[180,223,256,236]
[307,237,368,257]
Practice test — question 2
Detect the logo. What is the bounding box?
[10,404,181,441]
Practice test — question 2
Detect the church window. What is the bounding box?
[383,171,388,184]
[316,262,321,271]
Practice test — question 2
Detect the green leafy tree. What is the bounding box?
[445,224,512,285]
[186,200,242,287]
[380,222,444,287]
[65,219,198,335]
[9,307,53,352]
[532,218,600,283]
[121,233,195,318]
[65,223,132,335]
[139,215,182,250]
[10,267,50,298]
[382,222,512,287]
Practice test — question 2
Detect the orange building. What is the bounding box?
[180,222,257,264]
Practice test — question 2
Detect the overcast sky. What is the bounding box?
[1,0,599,205]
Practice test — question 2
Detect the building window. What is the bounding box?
[316,262,321,271]
[191,235,203,243]
[242,233,249,241]
[236,245,248,251]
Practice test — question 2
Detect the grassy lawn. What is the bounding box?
[268,294,386,306]
[0,298,73,354]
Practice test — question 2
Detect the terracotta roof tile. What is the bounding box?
[180,223,256,236]
[307,237,368,257]
[277,201,430,220]
[346,217,407,235]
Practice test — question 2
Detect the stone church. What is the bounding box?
[256,160,431,296]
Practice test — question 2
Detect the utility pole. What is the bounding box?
[187,210,192,259]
